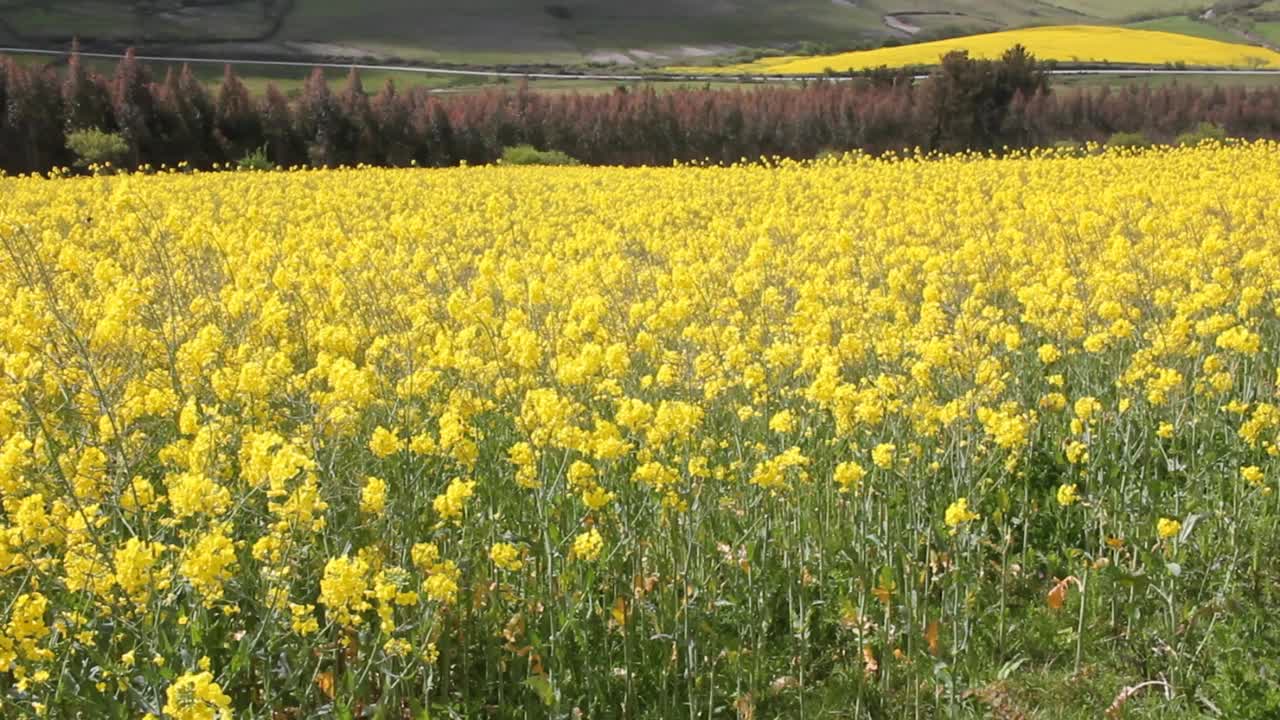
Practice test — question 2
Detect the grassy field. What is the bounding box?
[1053,70,1280,89]
[3,49,798,98]
[1041,0,1205,18]
[3,51,474,95]
[2,143,1280,720]
[3,0,1254,66]
[0,0,272,40]
[686,25,1280,73]
[1254,21,1280,44]
[1127,15,1245,44]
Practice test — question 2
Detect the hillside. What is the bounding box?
[0,0,1258,66]
[694,25,1280,74]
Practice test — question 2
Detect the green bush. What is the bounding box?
[65,129,128,169]
[499,144,581,166]
[1107,131,1150,148]
[237,146,277,172]
[1175,121,1228,146]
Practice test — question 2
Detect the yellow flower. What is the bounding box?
[178,398,200,436]
[871,443,895,470]
[368,426,404,458]
[944,498,979,530]
[567,460,596,491]
[432,478,477,525]
[572,528,604,562]
[507,441,540,488]
[489,542,523,572]
[360,476,388,516]
[1064,440,1089,465]
[1216,325,1260,354]
[410,542,440,573]
[1156,422,1174,439]
[833,462,866,494]
[166,472,231,520]
[581,482,616,510]
[1147,368,1184,406]
[1056,483,1079,507]
[4,592,53,667]
[1073,396,1102,423]
[1157,517,1181,540]
[1039,392,1067,412]
[180,526,238,606]
[421,642,440,664]
[768,409,796,434]
[423,566,460,604]
[383,638,413,658]
[113,538,168,606]
[120,476,159,513]
[319,555,371,627]
[1241,466,1264,486]
[748,446,809,490]
[163,671,232,720]
[288,603,319,636]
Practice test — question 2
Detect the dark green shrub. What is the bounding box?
[1107,131,1150,148]
[237,145,277,171]
[1175,121,1228,146]
[499,144,581,166]
[65,129,128,168]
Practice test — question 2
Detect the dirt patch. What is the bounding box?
[883,10,1003,35]
[628,48,670,62]
[280,41,388,61]
[674,43,739,58]
[883,14,920,34]
[587,50,635,65]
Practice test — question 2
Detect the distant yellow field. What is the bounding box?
[678,25,1280,74]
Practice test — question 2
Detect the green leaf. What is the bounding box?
[526,675,556,707]
[878,564,895,588]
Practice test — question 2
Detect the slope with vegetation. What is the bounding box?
[0,0,1253,67]
[690,25,1280,73]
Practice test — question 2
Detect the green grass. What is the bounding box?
[1127,15,1246,43]
[0,48,792,97]
[274,0,891,64]
[1043,0,1206,19]
[2,51,477,96]
[1054,71,1280,89]
[1254,21,1280,44]
[5,0,271,40]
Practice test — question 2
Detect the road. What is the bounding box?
[3,45,1280,83]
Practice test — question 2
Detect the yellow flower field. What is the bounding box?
[1,144,1279,716]
[680,25,1280,74]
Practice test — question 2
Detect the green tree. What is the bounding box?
[66,128,128,168]
[920,45,1049,153]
